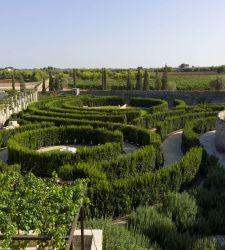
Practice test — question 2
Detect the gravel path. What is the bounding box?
[199,130,225,168]
[37,143,139,154]
[163,130,183,167]
[0,148,8,163]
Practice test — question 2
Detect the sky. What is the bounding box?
[1,0,225,69]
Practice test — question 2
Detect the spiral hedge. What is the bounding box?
[8,126,124,176]
[3,95,224,216]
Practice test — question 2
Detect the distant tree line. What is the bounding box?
[1,64,225,92]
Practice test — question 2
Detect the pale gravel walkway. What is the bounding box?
[163,130,183,167]
[199,130,225,168]
[0,148,8,163]
[36,143,139,154]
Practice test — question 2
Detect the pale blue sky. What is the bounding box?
[1,0,225,68]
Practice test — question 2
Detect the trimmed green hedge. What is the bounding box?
[9,95,214,217]
[157,111,217,139]
[182,117,216,152]
[87,146,203,217]
[130,97,168,113]
[20,113,163,167]
[59,145,157,181]
[173,99,187,109]
[8,126,123,176]
[0,122,54,148]
[63,95,124,108]
[27,105,127,124]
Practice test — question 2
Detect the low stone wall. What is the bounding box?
[79,90,225,106]
[0,91,38,127]
[215,110,225,152]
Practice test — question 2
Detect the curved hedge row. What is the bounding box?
[8,126,123,176]
[130,97,168,113]
[6,95,218,217]
[86,146,204,216]
[0,122,54,148]
[182,117,216,152]
[173,99,187,109]
[62,95,125,108]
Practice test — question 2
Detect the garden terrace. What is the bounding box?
[2,95,224,219]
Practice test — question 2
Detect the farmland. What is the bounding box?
[1,68,225,91]
[70,73,222,90]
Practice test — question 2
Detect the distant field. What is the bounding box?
[69,73,225,90]
[0,80,40,90]
[167,74,217,90]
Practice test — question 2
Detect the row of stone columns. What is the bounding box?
[0,91,38,127]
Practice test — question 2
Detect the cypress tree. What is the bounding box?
[161,66,168,90]
[49,71,54,91]
[72,69,76,88]
[54,74,60,90]
[12,71,15,91]
[136,68,142,90]
[126,70,132,90]
[42,76,46,93]
[102,68,107,90]
[19,75,26,92]
[155,71,162,90]
[143,69,149,91]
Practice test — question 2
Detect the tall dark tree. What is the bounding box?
[72,69,77,88]
[126,70,132,90]
[136,68,142,90]
[42,76,46,93]
[12,70,15,91]
[155,71,162,90]
[102,68,107,90]
[143,69,149,91]
[49,71,54,91]
[54,74,60,90]
[19,75,26,92]
[161,66,168,90]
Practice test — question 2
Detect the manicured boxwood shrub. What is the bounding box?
[182,117,216,152]
[13,95,210,218]
[0,122,54,148]
[132,108,203,129]
[173,99,187,109]
[130,97,168,113]
[59,145,157,181]
[27,105,127,124]
[8,126,123,176]
[157,111,217,139]
[63,95,124,108]
[86,146,203,217]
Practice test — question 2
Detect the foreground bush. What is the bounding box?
[161,191,198,232]
[84,218,159,250]
[0,171,85,250]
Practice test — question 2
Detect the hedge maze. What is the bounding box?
[3,95,225,217]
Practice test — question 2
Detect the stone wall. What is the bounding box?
[79,90,225,106]
[0,91,38,127]
[215,110,225,152]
